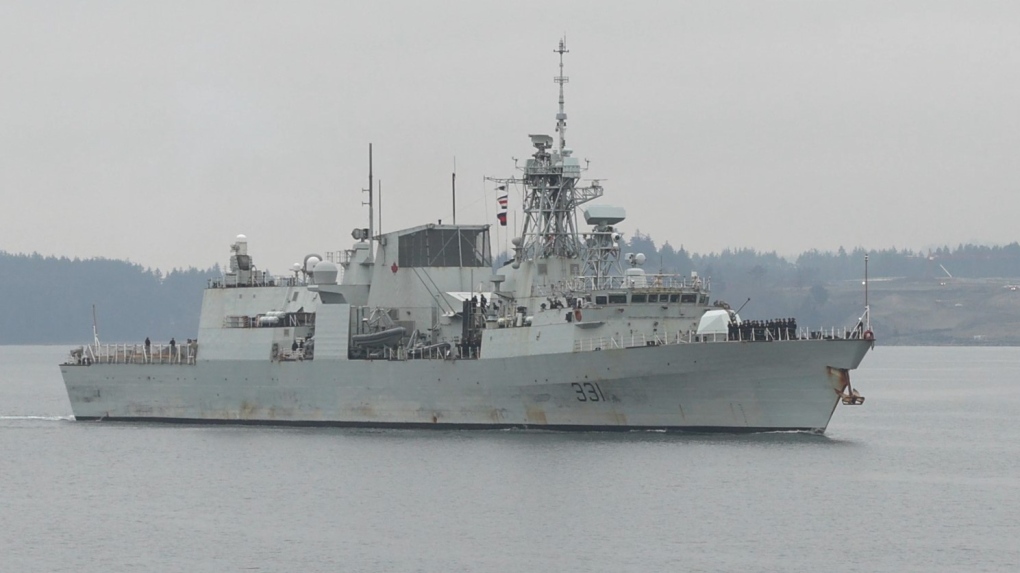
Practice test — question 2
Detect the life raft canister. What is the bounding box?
[863,330,874,341]
[574,308,582,322]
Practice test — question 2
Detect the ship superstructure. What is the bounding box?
[60,40,872,432]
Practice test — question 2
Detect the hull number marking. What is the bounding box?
[572,382,606,402]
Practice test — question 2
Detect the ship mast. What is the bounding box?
[494,38,602,264]
[555,38,569,155]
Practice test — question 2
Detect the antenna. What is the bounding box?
[452,158,457,225]
[554,37,569,155]
[378,180,383,238]
[92,304,100,347]
[363,144,374,244]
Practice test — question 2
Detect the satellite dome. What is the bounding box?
[303,254,323,273]
[236,234,247,242]
[312,260,339,285]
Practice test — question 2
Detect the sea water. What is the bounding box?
[1,345,1017,572]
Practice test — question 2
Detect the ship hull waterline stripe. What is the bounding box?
[72,416,822,434]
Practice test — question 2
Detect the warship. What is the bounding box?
[60,40,873,432]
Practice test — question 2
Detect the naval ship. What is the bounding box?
[60,40,873,432]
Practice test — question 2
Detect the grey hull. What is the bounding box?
[61,339,871,433]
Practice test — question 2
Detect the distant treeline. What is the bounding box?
[0,251,218,345]
[620,235,1020,328]
[624,233,1020,284]
[3,239,1020,344]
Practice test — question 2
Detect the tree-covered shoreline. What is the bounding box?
[0,251,218,345]
[3,238,1019,345]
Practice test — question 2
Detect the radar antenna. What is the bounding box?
[484,38,603,262]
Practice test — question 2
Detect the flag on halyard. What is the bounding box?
[497,212,507,226]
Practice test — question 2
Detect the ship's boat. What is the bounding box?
[59,40,874,433]
[351,327,407,348]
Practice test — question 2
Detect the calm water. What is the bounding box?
[1,345,1018,572]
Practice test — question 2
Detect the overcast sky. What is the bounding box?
[2,1,1018,272]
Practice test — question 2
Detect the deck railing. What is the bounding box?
[572,326,864,353]
[68,343,198,366]
[569,274,711,292]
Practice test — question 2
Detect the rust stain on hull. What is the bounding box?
[826,366,851,394]
[525,406,548,425]
[239,401,258,419]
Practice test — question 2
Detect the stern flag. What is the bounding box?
[497,211,507,226]
[498,194,508,208]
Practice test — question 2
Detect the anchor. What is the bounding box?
[830,366,866,406]
[839,373,866,406]
[841,387,865,406]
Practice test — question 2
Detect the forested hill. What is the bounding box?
[620,235,1020,345]
[4,239,1020,345]
[0,251,218,345]
[623,234,1020,282]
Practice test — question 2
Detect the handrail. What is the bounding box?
[569,274,711,292]
[68,342,199,365]
[572,326,863,353]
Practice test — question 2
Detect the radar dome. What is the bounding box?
[303,253,323,273]
[312,260,339,285]
[236,234,247,242]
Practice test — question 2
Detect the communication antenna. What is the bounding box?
[363,144,374,244]
[92,304,100,347]
[452,157,457,225]
[554,37,569,155]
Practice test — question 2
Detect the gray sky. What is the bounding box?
[2,1,1018,272]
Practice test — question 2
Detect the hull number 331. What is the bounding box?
[572,382,607,402]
